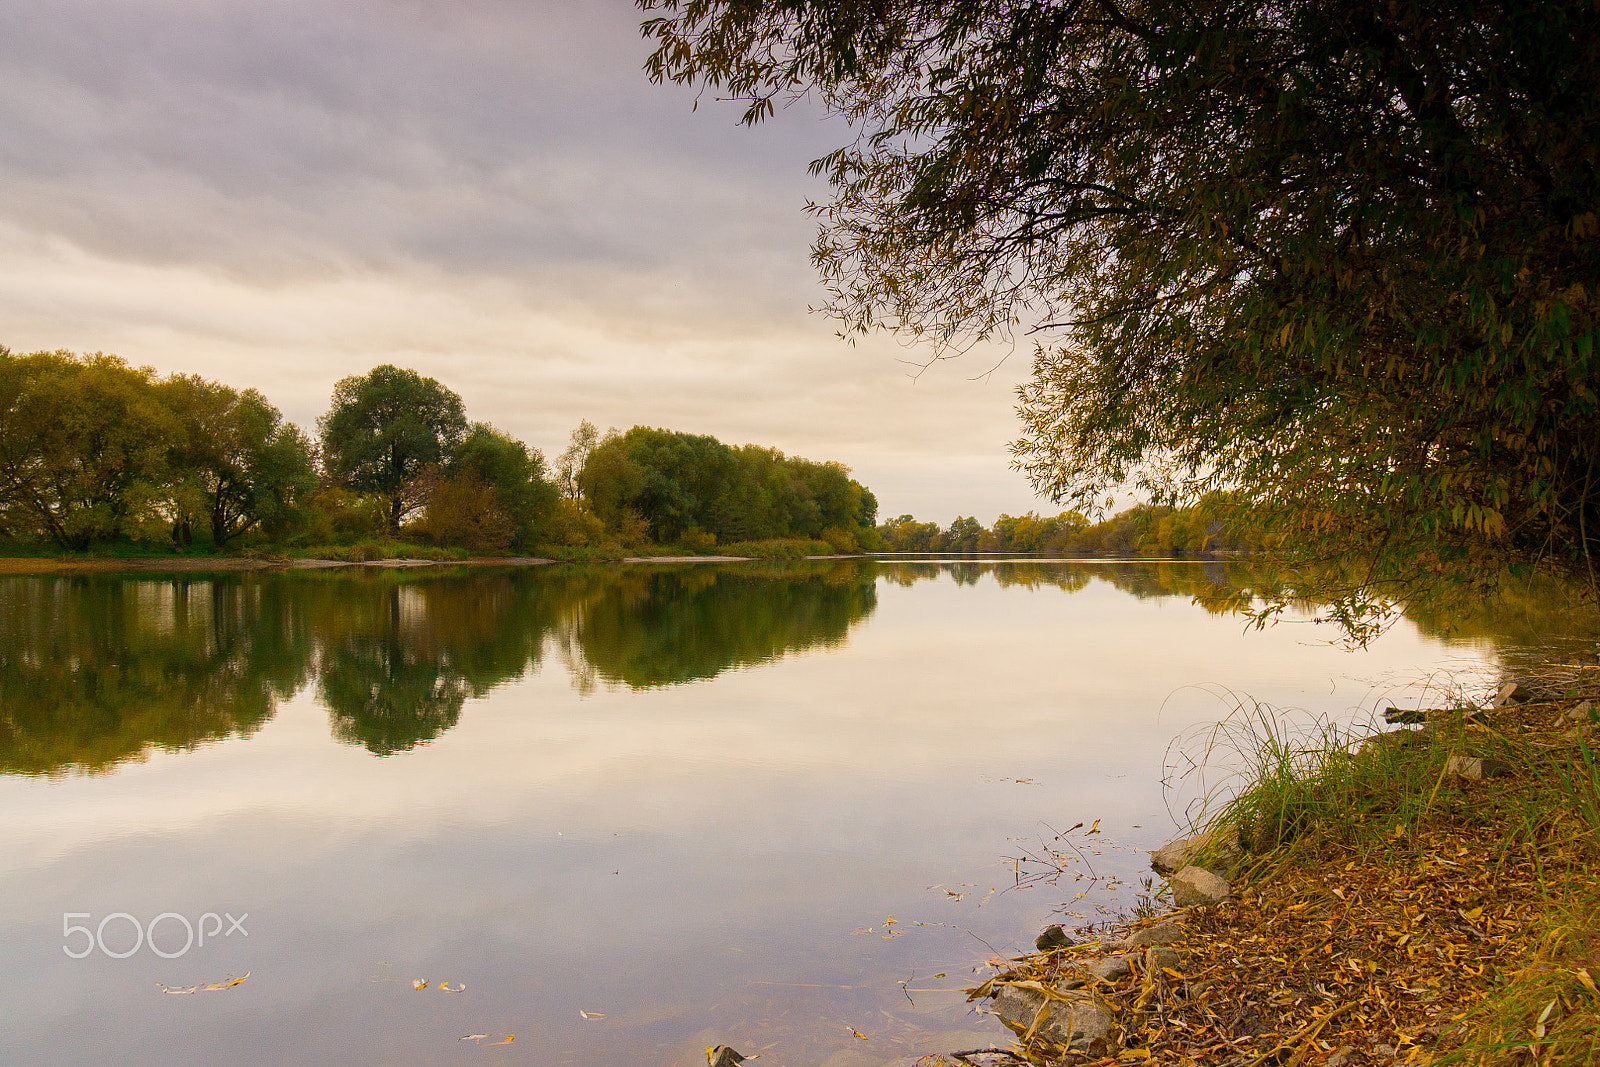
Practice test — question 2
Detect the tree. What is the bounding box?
[444,423,559,550]
[0,348,175,549]
[162,375,316,547]
[641,1,1600,617]
[556,419,600,501]
[318,365,468,533]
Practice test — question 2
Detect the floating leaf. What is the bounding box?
[489,1034,514,1045]
[459,1035,488,1043]
[580,1010,606,1020]
[413,979,429,991]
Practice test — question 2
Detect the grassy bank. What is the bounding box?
[988,656,1600,1066]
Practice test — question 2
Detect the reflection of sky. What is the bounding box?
[0,566,1493,1066]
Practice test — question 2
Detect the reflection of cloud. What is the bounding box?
[0,0,1044,521]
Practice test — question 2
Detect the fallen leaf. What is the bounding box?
[413,979,429,991]
[489,1034,514,1045]
[580,1010,606,1020]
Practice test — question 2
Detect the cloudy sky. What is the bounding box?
[0,0,1050,524]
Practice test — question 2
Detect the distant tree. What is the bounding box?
[555,420,600,501]
[0,348,175,549]
[945,516,984,552]
[162,375,316,547]
[318,366,468,533]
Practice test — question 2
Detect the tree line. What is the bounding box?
[876,496,1258,557]
[0,348,879,556]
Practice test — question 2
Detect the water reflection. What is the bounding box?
[0,576,310,775]
[4,559,1588,776]
[0,559,1570,1067]
[0,563,881,773]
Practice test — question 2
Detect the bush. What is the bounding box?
[422,476,513,554]
[681,527,717,553]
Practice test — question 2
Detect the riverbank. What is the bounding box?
[0,553,776,574]
[945,663,1600,1067]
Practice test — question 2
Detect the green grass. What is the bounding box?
[1187,675,1600,1065]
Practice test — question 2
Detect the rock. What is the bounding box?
[1567,700,1596,722]
[708,1046,745,1067]
[882,1055,1020,1067]
[1445,755,1513,780]
[1145,946,1182,973]
[1491,681,1531,707]
[1382,707,1431,724]
[989,984,1112,1051]
[1359,728,1430,754]
[1127,919,1185,947]
[1149,824,1241,875]
[1035,924,1075,952]
[1087,954,1132,981]
[1171,865,1230,907]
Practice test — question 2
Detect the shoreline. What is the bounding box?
[891,675,1600,1067]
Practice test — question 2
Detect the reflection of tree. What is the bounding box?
[570,561,878,689]
[0,576,311,775]
[308,571,565,755]
[321,635,467,756]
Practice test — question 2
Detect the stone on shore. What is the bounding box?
[1171,865,1231,907]
[1127,919,1185,947]
[989,983,1113,1051]
[1149,824,1241,875]
[1491,681,1531,707]
[1445,755,1512,780]
[1145,946,1182,973]
[1035,924,1075,952]
[882,1054,1018,1067]
[1087,954,1132,981]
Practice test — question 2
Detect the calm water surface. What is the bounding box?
[0,561,1497,1066]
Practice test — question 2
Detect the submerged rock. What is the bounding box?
[989,983,1112,1051]
[1171,865,1230,907]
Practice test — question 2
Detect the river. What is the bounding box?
[0,560,1500,1065]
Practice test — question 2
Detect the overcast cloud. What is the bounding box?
[0,0,1048,524]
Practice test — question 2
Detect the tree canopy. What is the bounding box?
[579,425,879,547]
[319,365,469,533]
[641,0,1600,614]
[163,375,317,546]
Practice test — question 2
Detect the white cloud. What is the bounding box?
[0,0,1056,523]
